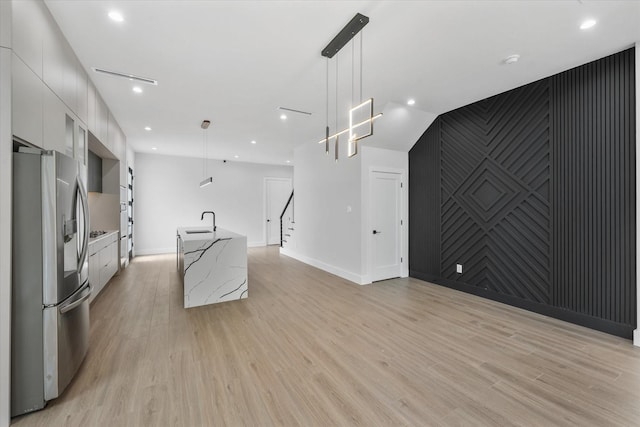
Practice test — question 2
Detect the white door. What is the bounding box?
[265,178,292,245]
[371,171,402,281]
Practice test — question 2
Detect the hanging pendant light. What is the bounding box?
[199,120,212,188]
[317,13,382,159]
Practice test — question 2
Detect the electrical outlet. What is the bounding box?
[456,263,463,274]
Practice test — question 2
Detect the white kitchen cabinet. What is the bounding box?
[61,43,77,114]
[11,0,44,79]
[76,63,88,125]
[76,123,87,167]
[88,232,119,304]
[87,81,96,135]
[96,93,109,147]
[11,53,43,147]
[88,252,100,304]
[42,14,64,101]
[43,85,68,154]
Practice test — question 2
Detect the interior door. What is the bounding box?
[265,178,292,245]
[371,171,402,282]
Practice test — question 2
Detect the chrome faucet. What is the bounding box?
[201,211,216,232]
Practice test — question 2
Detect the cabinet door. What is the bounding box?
[87,81,96,134]
[112,240,120,274]
[98,247,111,289]
[76,124,87,166]
[96,94,109,146]
[12,54,43,147]
[43,86,67,153]
[11,0,44,78]
[88,252,100,303]
[76,64,88,125]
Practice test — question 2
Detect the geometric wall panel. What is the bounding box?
[409,47,636,337]
[441,79,551,304]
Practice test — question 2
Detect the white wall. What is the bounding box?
[135,153,292,254]
[285,138,364,283]
[285,139,409,285]
[0,2,11,425]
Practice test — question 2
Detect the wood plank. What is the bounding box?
[12,247,640,426]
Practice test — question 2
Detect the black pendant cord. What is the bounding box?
[202,128,205,178]
[351,38,355,108]
[360,31,363,104]
[335,55,339,162]
[325,58,329,155]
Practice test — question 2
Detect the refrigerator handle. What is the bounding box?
[77,176,90,269]
[59,283,91,314]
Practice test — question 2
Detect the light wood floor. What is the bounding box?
[13,246,640,426]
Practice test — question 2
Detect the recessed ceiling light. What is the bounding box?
[234,155,239,158]
[580,19,596,30]
[144,126,151,131]
[286,160,291,163]
[108,11,124,22]
[132,86,142,94]
[151,147,157,150]
[503,54,520,65]
[407,99,415,106]
[251,140,256,144]
[280,114,287,120]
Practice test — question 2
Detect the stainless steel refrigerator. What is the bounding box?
[11,148,91,416]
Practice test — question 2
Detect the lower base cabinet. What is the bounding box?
[88,232,119,304]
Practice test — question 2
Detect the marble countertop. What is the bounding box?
[177,226,245,243]
[88,230,119,245]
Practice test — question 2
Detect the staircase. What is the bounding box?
[280,191,294,248]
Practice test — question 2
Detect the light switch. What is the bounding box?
[456,264,463,274]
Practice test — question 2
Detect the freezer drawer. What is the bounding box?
[43,282,91,401]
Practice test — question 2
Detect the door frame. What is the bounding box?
[366,166,408,283]
[263,177,293,246]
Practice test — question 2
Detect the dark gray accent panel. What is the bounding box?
[88,149,102,193]
[409,47,636,338]
[551,48,636,327]
[409,118,440,276]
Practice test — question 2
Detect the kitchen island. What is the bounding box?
[176,227,248,308]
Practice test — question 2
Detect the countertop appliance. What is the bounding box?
[11,148,91,416]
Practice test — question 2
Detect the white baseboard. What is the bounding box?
[135,247,175,256]
[280,247,368,285]
[248,241,266,248]
[634,329,640,347]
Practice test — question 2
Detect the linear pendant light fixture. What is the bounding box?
[199,120,213,188]
[318,13,381,161]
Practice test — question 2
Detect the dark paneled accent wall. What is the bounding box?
[551,50,636,327]
[409,118,441,276]
[409,48,636,338]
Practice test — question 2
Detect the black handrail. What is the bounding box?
[280,190,294,247]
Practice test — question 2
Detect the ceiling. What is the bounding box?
[44,1,640,165]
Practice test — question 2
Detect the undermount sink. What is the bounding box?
[185,229,213,234]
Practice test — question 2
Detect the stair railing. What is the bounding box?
[280,190,294,247]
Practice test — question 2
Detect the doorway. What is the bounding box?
[370,171,402,282]
[265,178,292,245]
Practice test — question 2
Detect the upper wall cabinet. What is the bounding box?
[87,80,96,134]
[95,94,109,148]
[43,85,69,154]
[76,64,88,124]
[11,0,44,78]
[12,53,43,147]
